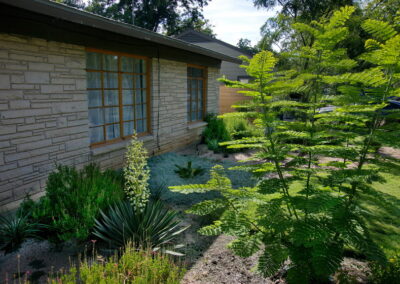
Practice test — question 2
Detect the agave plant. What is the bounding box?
[174,161,205,179]
[93,200,188,255]
[0,214,42,254]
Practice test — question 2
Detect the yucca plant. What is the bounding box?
[174,161,205,179]
[0,214,42,254]
[93,200,188,255]
[171,7,400,283]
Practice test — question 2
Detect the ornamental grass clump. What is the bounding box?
[171,7,400,283]
[49,243,184,284]
[124,133,151,211]
[0,214,43,254]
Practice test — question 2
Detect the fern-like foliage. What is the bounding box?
[171,7,399,283]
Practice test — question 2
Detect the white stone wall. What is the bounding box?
[0,34,90,210]
[0,33,220,210]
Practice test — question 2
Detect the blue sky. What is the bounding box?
[203,0,277,46]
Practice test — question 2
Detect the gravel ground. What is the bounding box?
[0,239,81,283]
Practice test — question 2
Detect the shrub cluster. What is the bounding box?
[369,254,400,284]
[203,113,258,153]
[18,164,124,244]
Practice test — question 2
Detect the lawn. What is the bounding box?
[362,160,400,255]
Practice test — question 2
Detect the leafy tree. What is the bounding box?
[364,0,400,24]
[165,10,216,37]
[86,0,212,35]
[254,0,356,52]
[171,7,400,283]
[237,38,259,54]
[54,0,86,9]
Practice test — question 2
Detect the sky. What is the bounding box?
[203,0,277,47]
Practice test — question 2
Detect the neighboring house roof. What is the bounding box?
[0,0,241,65]
[176,29,252,81]
[175,29,254,58]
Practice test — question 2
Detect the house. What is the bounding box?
[0,0,240,210]
[175,29,253,114]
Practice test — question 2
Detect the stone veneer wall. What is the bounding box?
[0,33,220,210]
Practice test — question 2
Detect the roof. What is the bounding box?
[0,0,241,64]
[175,29,254,57]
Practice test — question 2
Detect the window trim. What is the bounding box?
[85,47,151,148]
[187,64,207,124]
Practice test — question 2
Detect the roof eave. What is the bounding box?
[0,0,242,64]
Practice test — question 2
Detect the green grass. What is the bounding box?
[49,244,184,284]
[148,152,399,256]
[253,160,400,256]
[361,161,400,255]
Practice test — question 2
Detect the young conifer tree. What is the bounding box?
[171,7,400,283]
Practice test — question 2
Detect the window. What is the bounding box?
[86,49,150,146]
[187,65,207,122]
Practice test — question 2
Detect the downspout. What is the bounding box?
[156,46,161,151]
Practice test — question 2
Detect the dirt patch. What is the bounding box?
[379,147,400,160]
[181,235,278,284]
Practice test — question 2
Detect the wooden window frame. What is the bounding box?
[85,48,151,148]
[187,64,207,124]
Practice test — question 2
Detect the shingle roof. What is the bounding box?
[175,29,254,57]
[0,0,241,64]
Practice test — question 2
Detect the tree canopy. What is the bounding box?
[57,0,215,36]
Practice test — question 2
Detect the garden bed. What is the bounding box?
[1,145,399,283]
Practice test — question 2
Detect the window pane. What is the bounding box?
[135,75,146,89]
[122,89,134,105]
[136,104,143,119]
[103,54,118,71]
[106,124,120,140]
[89,108,104,126]
[191,100,197,113]
[136,89,144,104]
[142,103,147,118]
[197,110,203,120]
[193,68,203,77]
[191,111,196,121]
[191,80,198,103]
[86,52,102,70]
[137,120,144,133]
[135,59,146,73]
[90,126,104,143]
[123,106,134,121]
[104,89,119,106]
[187,67,193,77]
[198,80,203,97]
[104,72,118,88]
[87,72,101,88]
[104,107,119,124]
[121,56,134,72]
[122,74,134,89]
[124,121,135,136]
[143,119,147,132]
[88,90,102,107]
